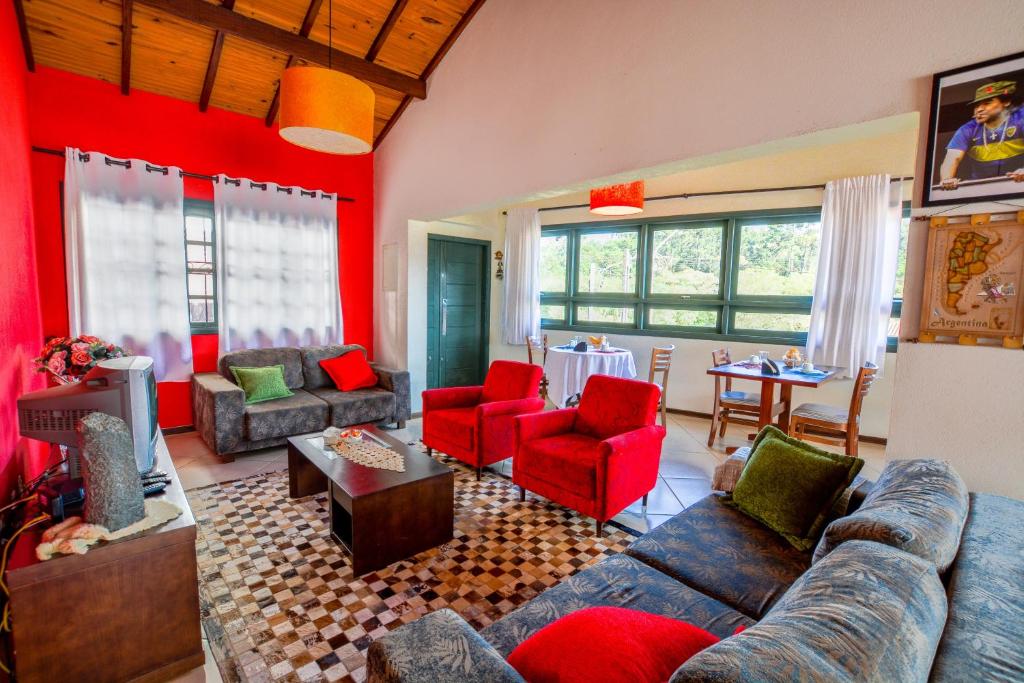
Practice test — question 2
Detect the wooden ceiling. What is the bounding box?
[16,0,485,147]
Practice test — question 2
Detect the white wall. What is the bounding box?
[375,0,1024,494]
[375,0,1024,371]
[887,343,1024,499]
[405,213,519,407]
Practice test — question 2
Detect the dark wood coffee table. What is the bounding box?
[287,426,454,575]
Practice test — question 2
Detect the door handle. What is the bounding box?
[441,298,448,336]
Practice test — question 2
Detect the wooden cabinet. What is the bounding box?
[4,433,203,683]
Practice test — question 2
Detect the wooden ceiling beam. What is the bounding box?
[263,0,324,127]
[135,0,426,98]
[13,0,35,72]
[121,0,133,95]
[199,0,236,112]
[374,0,486,149]
[365,0,409,63]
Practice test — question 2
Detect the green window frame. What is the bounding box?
[540,207,909,351]
[183,198,217,335]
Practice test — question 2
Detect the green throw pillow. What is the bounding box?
[229,365,294,404]
[731,425,864,550]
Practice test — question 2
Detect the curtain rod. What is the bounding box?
[502,177,914,214]
[31,146,356,203]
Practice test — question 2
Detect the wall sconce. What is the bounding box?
[494,250,504,279]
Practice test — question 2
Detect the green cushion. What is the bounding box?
[229,364,294,405]
[731,426,864,550]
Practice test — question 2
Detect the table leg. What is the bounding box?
[758,382,775,431]
[778,384,793,433]
[288,442,327,498]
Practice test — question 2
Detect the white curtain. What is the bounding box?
[806,174,902,378]
[215,176,342,353]
[64,148,192,381]
[502,207,542,345]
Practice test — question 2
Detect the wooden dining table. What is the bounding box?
[706,360,841,433]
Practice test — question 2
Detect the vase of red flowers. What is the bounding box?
[34,335,126,384]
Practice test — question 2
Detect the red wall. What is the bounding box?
[0,4,45,497]
[26,67,375,429]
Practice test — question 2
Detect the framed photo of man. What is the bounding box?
[923,51,1024,207]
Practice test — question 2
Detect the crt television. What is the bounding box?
[18,356,159,475]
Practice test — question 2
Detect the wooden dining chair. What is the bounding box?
[788,362,878,456]
[647,344,675,427]
[708,348,784,446]
[525,334,549,400]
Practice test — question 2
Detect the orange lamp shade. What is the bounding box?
[279,66,375,155]
[589,181,645,215]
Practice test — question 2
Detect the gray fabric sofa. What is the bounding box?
[366,458,1023,682]
[191,344,410,458]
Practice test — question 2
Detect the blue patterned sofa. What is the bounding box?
[192,344,410,457]
[366,459,1023,682]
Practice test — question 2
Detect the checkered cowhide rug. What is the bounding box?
[187,448,639,683]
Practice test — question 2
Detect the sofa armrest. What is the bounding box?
[478,397,545,419]
[601,424,667,454]
[711,447,751,493]
[366,609,524,683]
[371,363,411,422]
[514,408,577,444]
[191,373,245,455]
[422,386,483,412]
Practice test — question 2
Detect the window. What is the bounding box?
[539,208,909,349]
[577,229,639,294]
[184,199,217,334]
[648,223,723,296]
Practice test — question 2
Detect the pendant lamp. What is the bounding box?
[279,67,374,154]
[590,181,645,215]
[278,2,375,155]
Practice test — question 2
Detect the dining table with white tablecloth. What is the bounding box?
[545,345,638,408]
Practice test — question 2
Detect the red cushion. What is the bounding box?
[507,606,720,683]
[481,360,542,403]
[576,375,661,440]
[515,433,602,498]
[319,351,378,392]
[423,406,477,452]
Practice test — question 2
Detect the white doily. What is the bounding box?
[329,441,406,472]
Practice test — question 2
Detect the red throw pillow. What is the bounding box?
[319,351,377,391]
[506,606,719,683]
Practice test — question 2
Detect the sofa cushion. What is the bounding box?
[421,406,476,452]
[671,540,948,683]
[626,494,812,619]
[308,386,396,427]
[300,344,368,389]
[229,364,294,404]
[320,351,378,391]
[507,606,721,683]
[813,459,969,572]
[930,493,1024,682]
[514,433,603,499]
[220,347,305,390]
[732,425,864,550]
[244,389,328,441]
[480,554,754,658]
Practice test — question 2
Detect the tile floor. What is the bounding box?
[166,412,887,682]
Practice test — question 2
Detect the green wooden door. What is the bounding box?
[427,236,490,388]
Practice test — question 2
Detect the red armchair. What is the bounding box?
[513,374,666,535]
[422,360,545,479]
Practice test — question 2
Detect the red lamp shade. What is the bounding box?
[590,181,645,216]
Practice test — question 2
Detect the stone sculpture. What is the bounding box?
[76,412,145,532]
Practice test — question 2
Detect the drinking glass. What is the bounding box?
[758,350,769,362]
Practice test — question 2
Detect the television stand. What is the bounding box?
[4,431,203,682]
